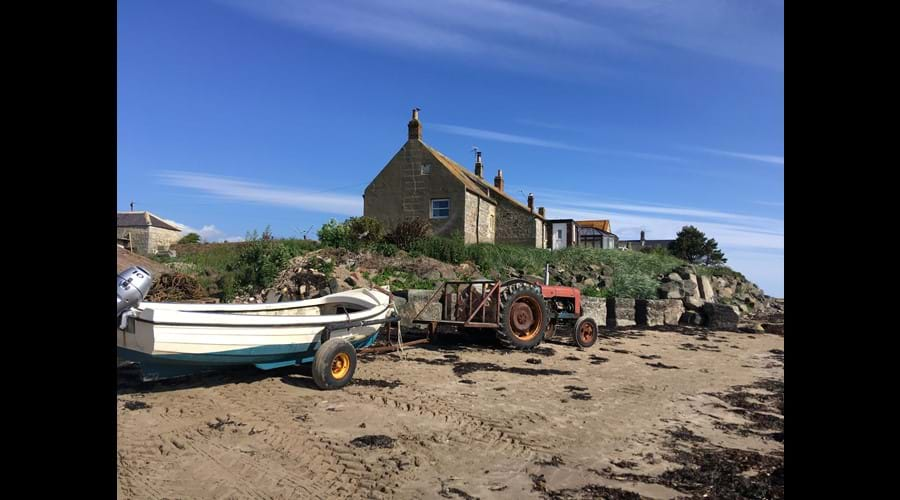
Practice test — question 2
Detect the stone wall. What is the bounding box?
[148,226,182,254]
[116,227,150,254]
[581,296,607,326]
[364,140,471,238]
[464,191,496,244]
[494,196,542,247]
[535,218,546,249]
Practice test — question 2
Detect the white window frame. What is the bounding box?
[431,198,450,219]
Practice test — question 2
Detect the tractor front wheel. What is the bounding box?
[573,317,598,348]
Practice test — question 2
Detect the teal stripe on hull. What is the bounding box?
[118,333,380,382]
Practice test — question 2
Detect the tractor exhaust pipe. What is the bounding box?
[544,263,550,286]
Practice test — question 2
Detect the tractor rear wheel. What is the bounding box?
[496,282,549,349]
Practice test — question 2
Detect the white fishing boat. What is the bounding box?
[116,267,397,389]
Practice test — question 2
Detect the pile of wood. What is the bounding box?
[145,273,209,303]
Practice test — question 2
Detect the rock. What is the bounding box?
[635,300,665,327]
[703,303,740,331]
[683,296,705,311]
[597,277,614,289]
[264,290,281,304]
[394,289,442,328]
[762,323,785,335]
[607,298,636,328]
[676,266,696,280]
[599,265,614,277]
[657,281,683,299]
[581,296,607,327]
[680,311,703,326]
[582,278,597,288]
[681,280,699,297]
[424,270,442,281]
[344,275,358,287]
[666,272,682,282]
[698,276,715,302]
[638,299,686,326]
[739,322,766,333]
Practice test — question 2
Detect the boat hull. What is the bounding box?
[117,288,392,381]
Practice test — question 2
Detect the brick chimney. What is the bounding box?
[494,169,504,191]
[527,193,535,212]
[474,151,483,178]
[538,207,545,218]
[408,108,421,140]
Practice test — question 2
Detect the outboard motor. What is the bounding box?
[117,266,153,320]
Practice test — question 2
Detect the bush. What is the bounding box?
[317,219,354,249]
[178,232,201,244]
[230,235,293,291]
[348,216,384,245]
[217,274,236,302]
[373,241,399,257]
[386,218,431,250]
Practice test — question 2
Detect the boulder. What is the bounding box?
[607,298,636,328]
[663,298,685,325]
[762,323,785,335]
[393,289,442,327]
[581,296,607,327]
[680,310,703,326]
[681,280,699,297]
[657,281,683,299]
[635,299,665,327]
[666,272,682,282]
[703,303,740,331]
[698,276,715,302]
[264,290,282,304]
[636,299,683,327]
[739,322,766,334]
[582,278,598,288]
[683,296,705,311]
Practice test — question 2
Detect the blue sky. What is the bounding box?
[117,0,784,296]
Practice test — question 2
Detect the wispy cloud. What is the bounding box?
[218,0,783,77]
[158,171,363,216]
[691,147,784,166]
[432,123,683,162]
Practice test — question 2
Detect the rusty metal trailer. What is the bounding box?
[411,278,599,349]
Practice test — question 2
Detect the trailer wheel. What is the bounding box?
[312,338,357,390]
[573,317,598,348]
[497,282,549,349]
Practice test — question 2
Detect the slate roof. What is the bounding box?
[423,142,544,220]
[116,211,182,231]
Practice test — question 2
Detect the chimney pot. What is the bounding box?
[538,207,545,218]
[527,193,534,212]
[494,169,504,191]
[474,151,483,178]
[408,107,422,140]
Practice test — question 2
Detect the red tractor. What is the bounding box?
[411,274,600,349]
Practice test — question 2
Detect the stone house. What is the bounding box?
[116,211,182,255]
[364,110,546,247]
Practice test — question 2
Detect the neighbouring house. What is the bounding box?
[618,230,674,251]
[364,109,546,247]
[116,211,182,255]
[545,219,619,250]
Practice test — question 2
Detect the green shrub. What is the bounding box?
[386,218,431,250]
[178,232,201,244]
[411,236,466,264]
[348,216,384,245]
[373,241,399,257]
[217,274,236,302]
[317,219,354,249]
[230,234,293,291]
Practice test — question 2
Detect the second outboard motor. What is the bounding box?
[117,266,153,318]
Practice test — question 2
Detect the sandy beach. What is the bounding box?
[117,327,784,499]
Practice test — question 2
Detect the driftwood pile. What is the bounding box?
[145,273,208,303]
